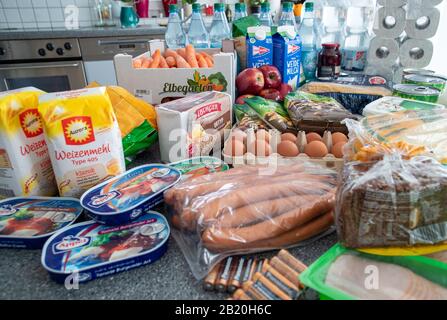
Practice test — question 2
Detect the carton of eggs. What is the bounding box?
[222,128,347,170]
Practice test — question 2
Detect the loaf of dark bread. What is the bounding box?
[336,157,447,248]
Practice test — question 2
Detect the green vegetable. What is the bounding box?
[90,230,131,248]
[14,208,33,221]
[208,72,228,91]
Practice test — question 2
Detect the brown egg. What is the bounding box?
[231,130,247,143]
[281,132,297,143]
[247,139,272,157]
[332,132,348,145]
[224,139,246,157]
[255,129,271,143]
[306,132,323,143]
[277,141,299,157]
[305,141,329,158]
[332,141,346,158]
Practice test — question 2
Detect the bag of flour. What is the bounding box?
[38,87,126,198]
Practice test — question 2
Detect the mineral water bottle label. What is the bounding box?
[342,49,367,71]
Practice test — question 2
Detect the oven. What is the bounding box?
[0,38,87,92]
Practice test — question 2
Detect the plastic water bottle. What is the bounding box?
[234,2,247,21]
[165,5,186,49]
[278,2,297,31]
[259,2,273,27]
[187,3,209,48]
[317,0,348,49]
[209,3,231,48]
[342,0,374,71]
[298,2,318,80]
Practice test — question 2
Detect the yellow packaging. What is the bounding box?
[0,87,56,199]
[38,87,126,198]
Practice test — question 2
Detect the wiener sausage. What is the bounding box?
[202,196,334,250]
[203,211,334,252]
[196,179,336,224]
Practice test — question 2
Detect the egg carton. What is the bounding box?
[222,129,345,171]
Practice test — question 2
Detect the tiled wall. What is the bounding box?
[0,0,241,30]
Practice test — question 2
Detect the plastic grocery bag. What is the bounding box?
[336,155,447,249]
[343,109,447,164]
[299,243,447,300]
[164,162,338,279]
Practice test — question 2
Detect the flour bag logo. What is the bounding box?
[53,235,91,254]
[62,116,95,145]
[19,109,43,138]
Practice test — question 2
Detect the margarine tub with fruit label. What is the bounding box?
[0,197,82,249]
[80,164,181,225]
[41,211,169,284]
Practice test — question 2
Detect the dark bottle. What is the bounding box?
[317,43,342,79]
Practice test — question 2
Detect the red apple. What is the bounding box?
[259,65,282,89]
[235,94,255,105]
[236,68,265,95]
[259,88,281,101]
[279,83,293,101]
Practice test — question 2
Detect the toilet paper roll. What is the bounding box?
[399,38,433,68]
[373,7,407,38]
[405,7,440,39]
[377,0,407,7]
[407,0,443,8]
[367,37,400,66]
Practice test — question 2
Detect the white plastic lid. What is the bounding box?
[277,25,296,39]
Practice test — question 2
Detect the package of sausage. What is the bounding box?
[38,88,126,198]
[164,162,337,279]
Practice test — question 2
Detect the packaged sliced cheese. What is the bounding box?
[38,87,126,198]
[0,87,56,199]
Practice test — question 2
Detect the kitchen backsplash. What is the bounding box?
[0,0,241,30]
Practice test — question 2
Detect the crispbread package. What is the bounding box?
[38,87,126,198]
[0,87,57,199]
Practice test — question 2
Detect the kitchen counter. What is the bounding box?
[0,25,166,41]
[0,144,337,300]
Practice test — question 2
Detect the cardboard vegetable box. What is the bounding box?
[114,40,237,105]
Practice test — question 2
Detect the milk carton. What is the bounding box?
[273,26,302,90]
[246,26,273,68]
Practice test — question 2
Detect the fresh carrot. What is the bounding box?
[165,56,176,68]
[185,44,199,68]
[164,49,178,59]
[200,52,214,67]
[132,58,143,68]
[141,57,152,68]
[149,49,161,68]
[175,54,191,68]
[196,53,208,68]
[176,48,187,60]
[159,55,169,68]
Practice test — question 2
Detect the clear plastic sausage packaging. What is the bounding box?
[164,162,338,279]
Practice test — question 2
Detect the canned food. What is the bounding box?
[393,84,441,103]
[403,74,446,92]
[402,68,436,77]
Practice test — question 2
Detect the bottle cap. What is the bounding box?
[214,3,225,11]
[261,2,270,10]
[305,2,314,12]
[282,2,293,11]
[192,3,202,12]
[168,4,177,13]
[235,3,246,12]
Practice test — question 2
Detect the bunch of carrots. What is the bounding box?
[132,44,214,69]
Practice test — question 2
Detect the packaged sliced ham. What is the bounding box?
[0,87,56,199]
[38,87,126,198]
